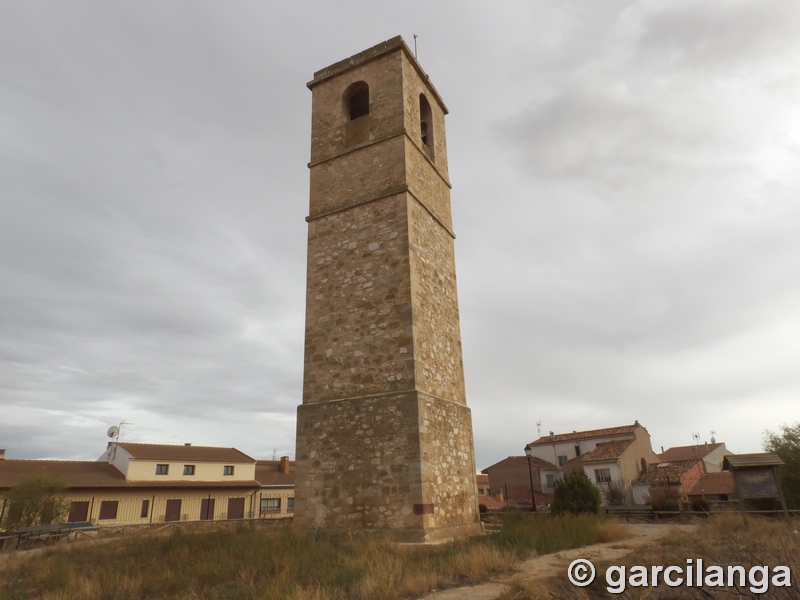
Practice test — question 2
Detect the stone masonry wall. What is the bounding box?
[308,136,406,219]
[298,38,478,539]
[400,51,450,185]
[303,193,416,403]
[309,51,404,165]
[418,393,479,529]
[408,195,467,404]
[294,391,424,531]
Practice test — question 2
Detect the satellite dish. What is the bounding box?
[107,426,120,439]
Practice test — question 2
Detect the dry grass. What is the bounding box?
[595,520,631,544]
[0,513,614,600]
[577,514,800,599]
[496,576,558,600]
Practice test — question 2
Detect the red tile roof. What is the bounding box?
[481,456,557,473]
[687,472,735,497]
[658,443,724,462]
[478,494,505,509]
[117,443,255,463]
[581,439,635,463]
[0,460,259,490]
[255,460,295,487]
[529,424,639,446]
[634,460,701,485]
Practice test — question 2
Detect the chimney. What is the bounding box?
[280,456,290,474]
[0,448,5,461]
[661,445,664,454]
[549,431,555,441]
[641,457,647,474]
[185,443,192,446]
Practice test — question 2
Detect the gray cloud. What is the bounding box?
[2,1,798,470]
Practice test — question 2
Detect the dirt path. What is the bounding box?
[419,523,694,600]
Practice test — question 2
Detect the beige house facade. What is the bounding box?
[0,444,295,528]
[659,442,733,473]
[530,422,661,497]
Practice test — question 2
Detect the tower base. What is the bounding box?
[294,390,480,541]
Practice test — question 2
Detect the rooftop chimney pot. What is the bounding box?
[185,443,191,446]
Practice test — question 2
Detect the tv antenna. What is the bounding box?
[413,33,418,58]
[692,432,701,446]
[108,419,133,460]
[536,420,542,438]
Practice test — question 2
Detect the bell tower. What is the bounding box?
[294,36,480,541]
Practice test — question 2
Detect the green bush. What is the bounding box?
[551,470,601,516]
[1,476,69,530]
[647,485,681,511]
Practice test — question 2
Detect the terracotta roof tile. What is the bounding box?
[478,494,505,509]
[0,460,260,490]
[581,439,635,462]
[117,443,255,463]
[481,456,557,473]
[687,472,735,496]
[529,424,639,446]
[0,460,126,489]
[634,460,701,485]
[658,443,723,462]
[255,460,295,486]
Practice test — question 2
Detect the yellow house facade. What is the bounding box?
[0,444,295,527]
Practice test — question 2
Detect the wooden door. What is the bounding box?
[200,498,215,521]
[165,499,182,522]
[226,497,245,520]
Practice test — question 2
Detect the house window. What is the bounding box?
[183,465,195,476]
[575,445,581,457]
[140,499,149,519]
[260,497,281,515]
[287,497,294,512]
[155,464,169,475]
[99,500,118,520]
[546,474,555,490]
[68,501,89,523]
[594,468,612,484]
[223,465,234,476]
[557,455,568,467]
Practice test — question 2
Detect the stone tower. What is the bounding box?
[294,36,480,541]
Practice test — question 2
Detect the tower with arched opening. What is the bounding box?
[294,36,480,541]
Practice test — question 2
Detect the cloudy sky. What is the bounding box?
[2,1,799,469]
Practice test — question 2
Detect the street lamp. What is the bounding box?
[524,444,537,513]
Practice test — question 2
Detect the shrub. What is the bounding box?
[2,476,69,530]
[478,503,488,514]
[647,485,680,511]
[551,470,601,516]
[604,481,628,506]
